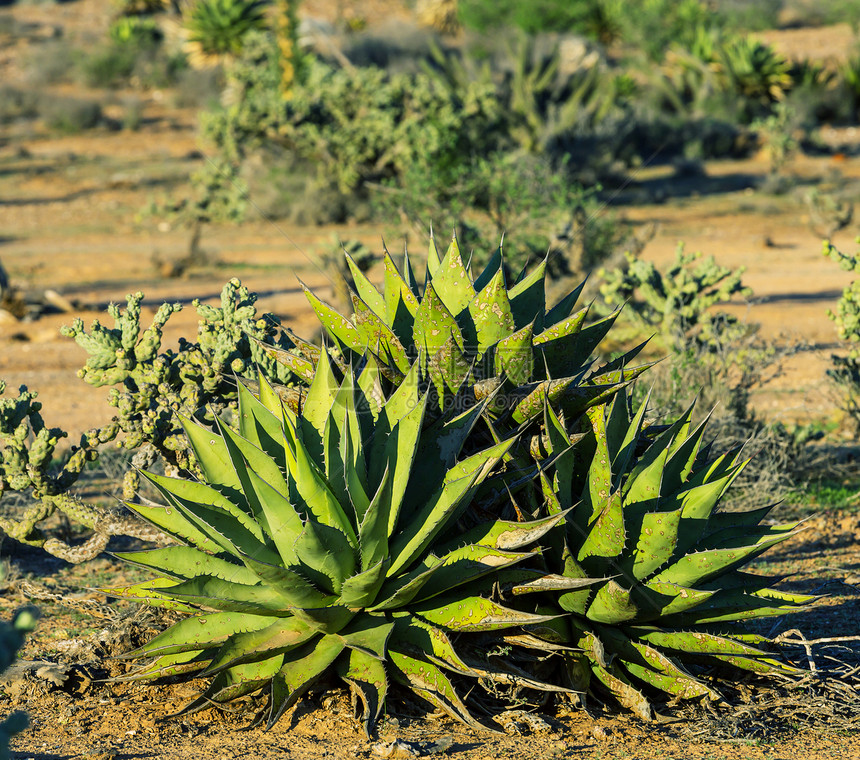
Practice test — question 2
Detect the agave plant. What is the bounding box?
[181,0,269,68]
[104,357,591,733]
[260,234,650,434]
[516,390,812,719]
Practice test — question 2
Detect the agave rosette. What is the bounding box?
[258,234,650,430]
[105,355,588,733]
[524,390,813,719]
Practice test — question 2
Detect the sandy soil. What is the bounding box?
[1,2,860,759]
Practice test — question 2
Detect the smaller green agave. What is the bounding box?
[517,390,813,719]
[105,356,595,733]
[258,233,650,430]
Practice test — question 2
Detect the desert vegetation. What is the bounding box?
[0,1,859,759]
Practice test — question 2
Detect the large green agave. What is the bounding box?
[258,234,650,430]
[516,390,813,719]
[105,356,592,733]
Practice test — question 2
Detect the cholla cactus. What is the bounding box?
[598,244,752,353]
[1,279,295,562]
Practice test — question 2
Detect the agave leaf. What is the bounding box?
[378,391,427,535]
[338,648,389,738]
[709,653,799,675]
[203,616,317,676]
[702,505,775,535]
[413,280,462,365]
[339,614,394,660]
[430,234,474,317]
[383,249,419,344]
[510,573,608,595]
[469,241,500,289]
[494,322,535,386]
[413,594,560,632]
[143,471,259,539]
[118,611,271,660]
[628,507,683,581]
[389,438,514,575]
[101,577,197,613]
[661,586,815,625]
[178,415,243,497]
[609,392,649,483]
[548,311,618,378]
[251,339,317,384]
[303,284,366,354]
[532,308,587,378]
[426,231,443,277]
[630,627,784,658]
[345,253,386,319]
[203,656,286,705]
[147,482,282,567]
[576,493,626,571]
[292,519,357,595]
[635,580,716,619]
[661,415,711,494]
[508,259,546,331]
[235,378,286,466]
[114,547,259,585]
[591,661,654,721]
[586,580,639,624]
[388,647,491,733]
[289,430,359,546]
[351,292,410,374]
[652,528,803,588]
[368,561,442,612]
[358,468,392,571]
[158,575,294,616]
[466,268,515,355]
[268,635,346,728]
[618,641,720,701]
[427,331,472,401]
[623,410,691,506]
[300,349,341,464]
[233,552,333,609]
[441,510,567,552]
[394,617,474,675]
[410,546,537,604]
[216,418,292,532]
[338,559,388,609]
[125,499,221,554]
[115,649,209,682]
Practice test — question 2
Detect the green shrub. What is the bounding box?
[824,240,860,432]
[41,96,103,134]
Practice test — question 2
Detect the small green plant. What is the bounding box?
[524,390,809,717]
[182,0,270,68]
[109,16,163,47]
[0,607,37,760]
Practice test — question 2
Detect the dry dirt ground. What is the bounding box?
[1,2,860,759]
